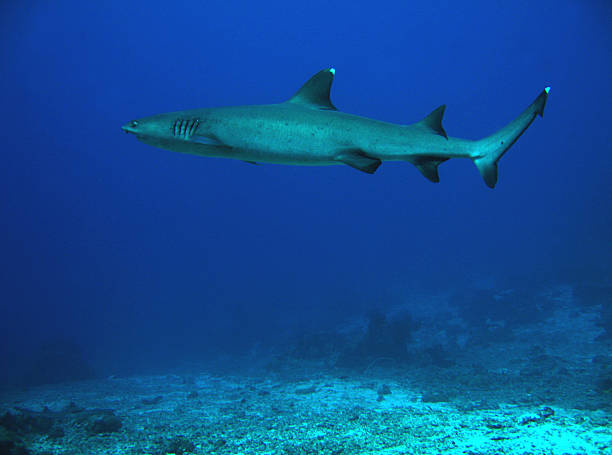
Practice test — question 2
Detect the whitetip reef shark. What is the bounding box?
[122,69,549,188]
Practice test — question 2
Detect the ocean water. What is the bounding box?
[0,1,611,453]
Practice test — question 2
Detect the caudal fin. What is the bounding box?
[472,87,550,188]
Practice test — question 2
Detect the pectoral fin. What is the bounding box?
[335,150,381,174]
[190,134,226,146]
[188,134,233,156]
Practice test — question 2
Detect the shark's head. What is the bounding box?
[122,115,167,138]
[122,113,205,143]
[122,119,142,135]
[122,114,180,149]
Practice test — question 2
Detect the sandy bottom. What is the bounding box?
[1,366,610,455]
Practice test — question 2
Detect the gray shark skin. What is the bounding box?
[122,69,549,188]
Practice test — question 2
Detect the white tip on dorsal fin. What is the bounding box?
[287,68,337,110]
[417,105,448,139]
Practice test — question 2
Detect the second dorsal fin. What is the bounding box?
[417,105,448,139]
[287,68,337,110]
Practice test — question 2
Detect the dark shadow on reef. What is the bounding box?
[336,310,419,368]
[0,403,123,455]
[574,284,612,339]
[8,339,96,389]
[275,283,612,412]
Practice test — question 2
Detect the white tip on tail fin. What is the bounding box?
[472,87,549,188]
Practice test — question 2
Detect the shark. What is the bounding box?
[122,68,549,188]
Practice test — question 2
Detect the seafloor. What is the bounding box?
[1,284,611,454]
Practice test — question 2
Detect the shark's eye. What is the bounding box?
[130,120,139,127]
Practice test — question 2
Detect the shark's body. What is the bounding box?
[123,69,549,188]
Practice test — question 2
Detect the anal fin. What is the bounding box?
[412,156,449,182]
[335,150,381,174]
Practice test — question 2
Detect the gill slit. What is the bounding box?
[173,118,200,138]
[189,119,200,137]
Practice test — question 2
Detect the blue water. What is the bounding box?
[0,0,610,382]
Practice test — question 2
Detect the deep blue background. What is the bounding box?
[1,1,610,377]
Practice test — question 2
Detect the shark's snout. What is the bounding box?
[122,120,140,134]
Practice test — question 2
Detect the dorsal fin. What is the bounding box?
[287,68,337,110]
[417,105,448,139]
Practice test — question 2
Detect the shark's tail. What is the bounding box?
[471,87,550,188]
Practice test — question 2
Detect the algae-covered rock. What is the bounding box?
[160,435,195,455]
[87,414,122,434]
[0,425,30,455]
[0,411,53,436]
